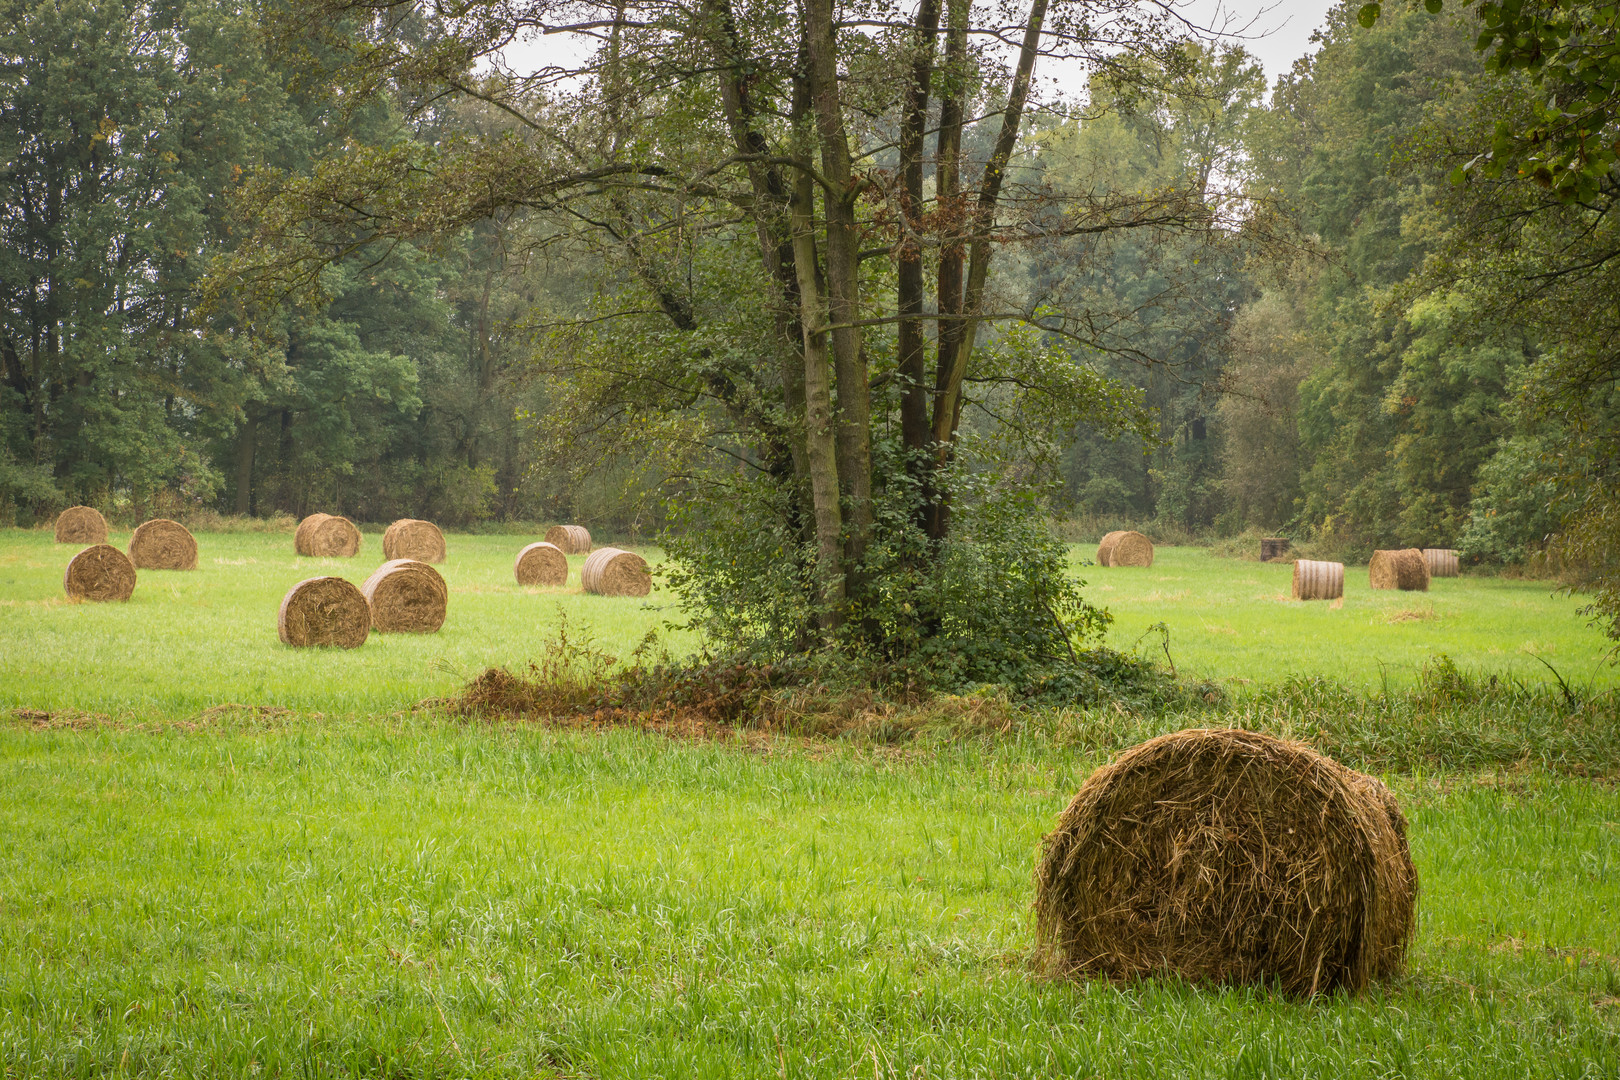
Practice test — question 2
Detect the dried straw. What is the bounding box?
[54,506,108,545]
[1369,549,1429,591]
[1292,559,1344,601]
[382,519,446,563]
[1096,530,1127,566]
[1109,531,1155,567]
[277,576,370,648]
[1422,548,1458,578]
[294,513,362,557]
[360,559,447,633]
[129,519,198,570]
[581,547,650,597]
[1033,728,1416,997]
[514,541,569,586]
[545,524,592,555]
[63,544,136,602]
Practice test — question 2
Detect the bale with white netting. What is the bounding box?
[545,524,592,554]
[1292,560,1344,601]
[581,547,649,597]
[514,541,568,586]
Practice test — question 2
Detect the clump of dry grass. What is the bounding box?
[1033,728,1416,997]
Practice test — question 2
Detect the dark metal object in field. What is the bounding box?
[54,506,107,545]
[514,541,568,586]
[1370,549,1430,591]
[1260,537,1291,562]
[382,519,446,563]
[129,519,197,570]
[582,547,650,597]
[63,544,136,602]
[545,524,593,555]
[278,576,370,648]
[294,514,362,558]
[1034,728,1417,997]
[361,559,447,634]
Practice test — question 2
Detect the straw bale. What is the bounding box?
[361,559,447,633]
[128,519,197,570]
[581,546,650,597]
[1292,559,1344,601]
[1369,549,1429,591]
[294,513,361,557]
[1422,548,1458,578]
[54,506,108,545]
[382,519,446,563]
[1033,728,1417,996]
[1109,531,1155,567]
[545,524,592,554]
[277,576,370,648]
[1096,530,1127,566]
[514,541,569,586]
[63,544,136,602]
[1260,537,1291,562]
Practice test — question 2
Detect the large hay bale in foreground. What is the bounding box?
[1369,548,1429,591]
[545,524,592,555]
[361,559,447,633]
[129,518,198,570]
[294,513,361,557]
[1109,531,1155,567]
[581,546,650,597]
[1292,559,1344,601]
[1034,728,1416,997]
[514,541,568,586]
[54,506,108,545]
[278,576,370,648]
[1422,548,1458,578]
[1096,530,1128,566]
[63,544,136,602]
[382,519,446,563]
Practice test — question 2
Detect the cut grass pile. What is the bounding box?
[1,718,1616,1077]
[1082,545,1617,692]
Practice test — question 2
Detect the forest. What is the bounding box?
[3,0,1617,645]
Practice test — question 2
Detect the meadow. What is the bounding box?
[2,527,1618,1077]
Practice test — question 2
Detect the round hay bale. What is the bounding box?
[128,518,198,570]
[1291,559,1344,601]
[360,559,447,633]
[581,546,650,597]
[1033,728,1417,996]
[1260,537,1291,562]
[294,513,361,558]
[63,544,136,602]
[382,519,446,563]
[514,541,569,586]
[544,524,592,555]
[1096,530,1128,566]
[54,506,108,545]
[277,576,370,648]
[1422,548,1458,578]
[1369,548,1429,591]
[1109,531,1155,567]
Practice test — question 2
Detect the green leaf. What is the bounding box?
[1424,0,1443,13]
[1357,4,1382,29]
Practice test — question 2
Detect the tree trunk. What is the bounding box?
[896,0,941,460]
[234,412,257,515]
[926,0,969,541]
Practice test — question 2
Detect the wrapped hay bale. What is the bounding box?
[1109,531,1155,567]
[63,544,136,602]
[514,541,569,586]
[361,559,447,633]
[1369,548,1429,591]
[1291,559,1344,601]
[54,506,108,545]
[129,519,198,570]
[545,524,592,555]
[581,546,650,597]
[1422,548,1458,578]
[1096,530,1128,566]
[1033,728,1416,997]
[382,519,446,563]
[1260,537,1291,562]
[277,576,370,648]
[294,513,361,557]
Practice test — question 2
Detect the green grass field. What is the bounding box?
[3,528,1618,1076]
